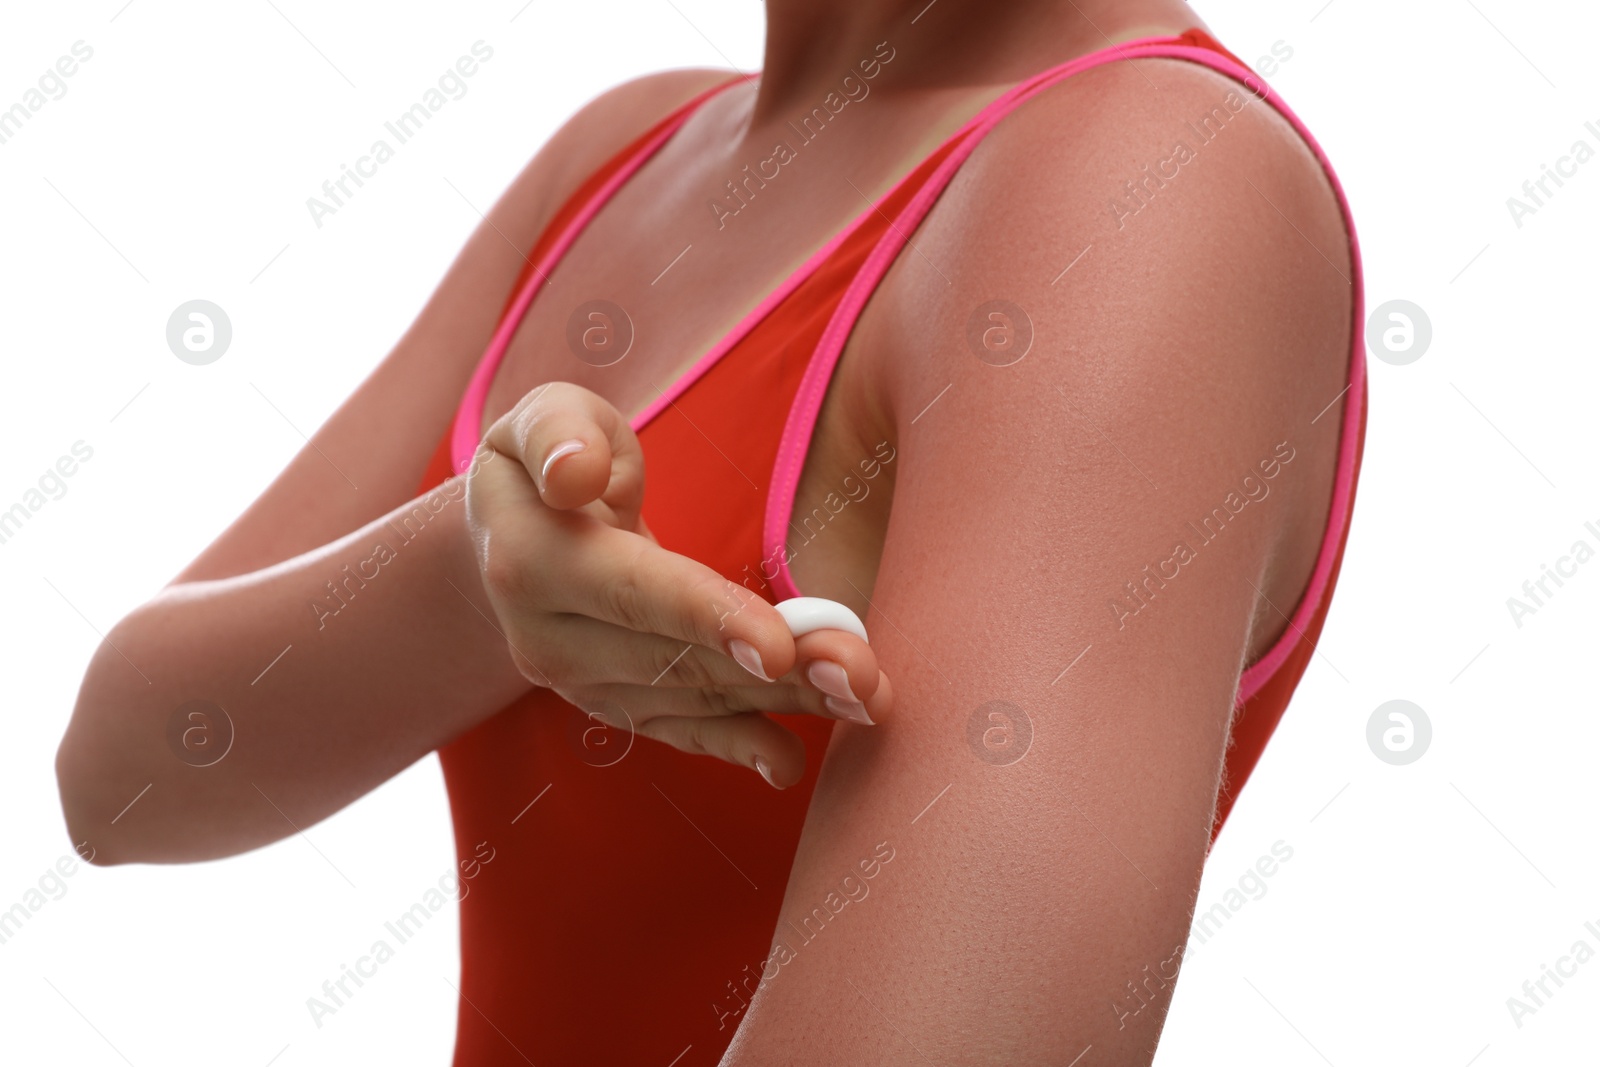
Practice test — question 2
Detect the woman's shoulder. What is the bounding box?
[886,51,1350,360]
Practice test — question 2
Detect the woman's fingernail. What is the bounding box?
[538,438,586,492]
[824,696,874,726]
[728,639,772,682]
[754,756,782,789]
[806,660,858,702]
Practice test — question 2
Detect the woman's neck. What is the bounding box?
[747,0,1207,125]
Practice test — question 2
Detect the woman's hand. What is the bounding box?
[464,381,892,788]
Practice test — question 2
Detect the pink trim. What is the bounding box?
[761,40,1366,703]
[625,201,890,431]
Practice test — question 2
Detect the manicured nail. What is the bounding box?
[539,438,586,492]
[824,696,874,726]
[754,756,782,789]
[806,660,858,702]
[728,639,772,682]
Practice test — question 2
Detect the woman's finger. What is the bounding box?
[535,521,800,680]
[570,675,866,720]
[488,380,646,526]
[523,613,770,690]
[788,628,886,724]
[523,610,882,705]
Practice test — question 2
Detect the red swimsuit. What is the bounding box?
[414,28,1366,1066]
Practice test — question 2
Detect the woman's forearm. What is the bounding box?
[56,475,532,865]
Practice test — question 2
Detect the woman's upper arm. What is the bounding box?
[171,67,738,585]
[722,61,1353,1065]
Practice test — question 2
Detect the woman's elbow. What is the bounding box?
[54,724,131,867]
[55,616,205,866]
[54,726,249,867]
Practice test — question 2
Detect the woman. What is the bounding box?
[56,0,1364,1062]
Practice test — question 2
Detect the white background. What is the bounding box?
[1,1,1594,1063]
